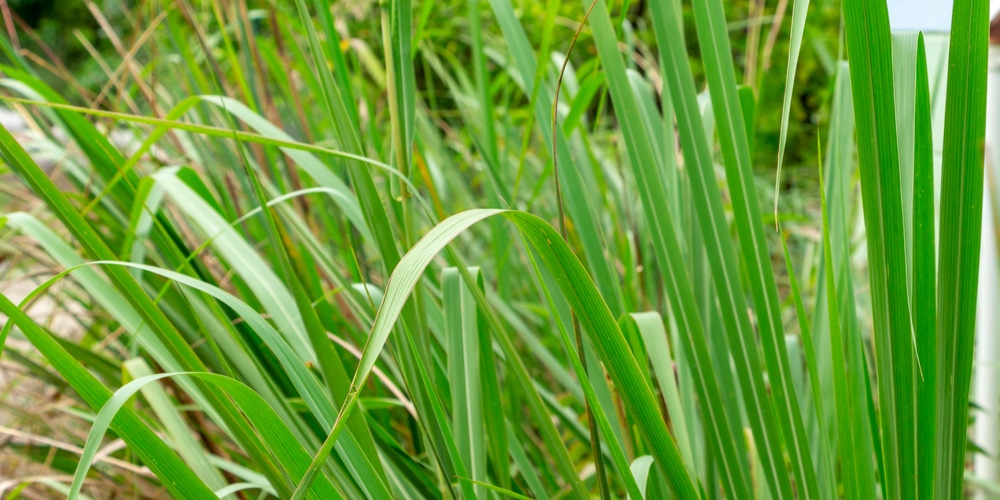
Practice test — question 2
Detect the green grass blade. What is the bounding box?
[625,312,695,475]
[688,0,817,495]
[506,424,549,499]
[820,156,868,500]
[464,0,498,171]
[628,455,655,499]
[521,247,642,498]
[892,32,920,289]
[63,372,226,500]
[153,167,315,361]
[0,68,134,208]
[738,85,756,153]
[0,96,420,201]
[469,299,510,490]
[842,2,916,496]
[935,0,990,496]
[773,0,811,219]
[818,64,871,498]
[195,95,371,239]
[310,0,359,127]
[69,369,346,499]
[504,212,698,497]
[444,267,488,498]
[456,478,534,500]
[122,359,228,494]
[781,237,835,500]
[0,295,216,499]
[911,33,937,500]
[381,0,411,199]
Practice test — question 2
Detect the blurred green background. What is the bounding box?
[6,0,842,184]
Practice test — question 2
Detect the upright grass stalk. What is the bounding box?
[689,0,817,495]
[911,33,938,500]
[936,0,990,497]
[841,2,915,497]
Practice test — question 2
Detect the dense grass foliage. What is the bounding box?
[0,0,989,498]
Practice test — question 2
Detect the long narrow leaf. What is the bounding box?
[842,2,916,496]
[936,0,990,496]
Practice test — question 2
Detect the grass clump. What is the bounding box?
[0,0,990,498]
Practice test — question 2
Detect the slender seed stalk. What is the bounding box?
[550,1,610,498]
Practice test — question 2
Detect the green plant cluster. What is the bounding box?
[0,0,988,498]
